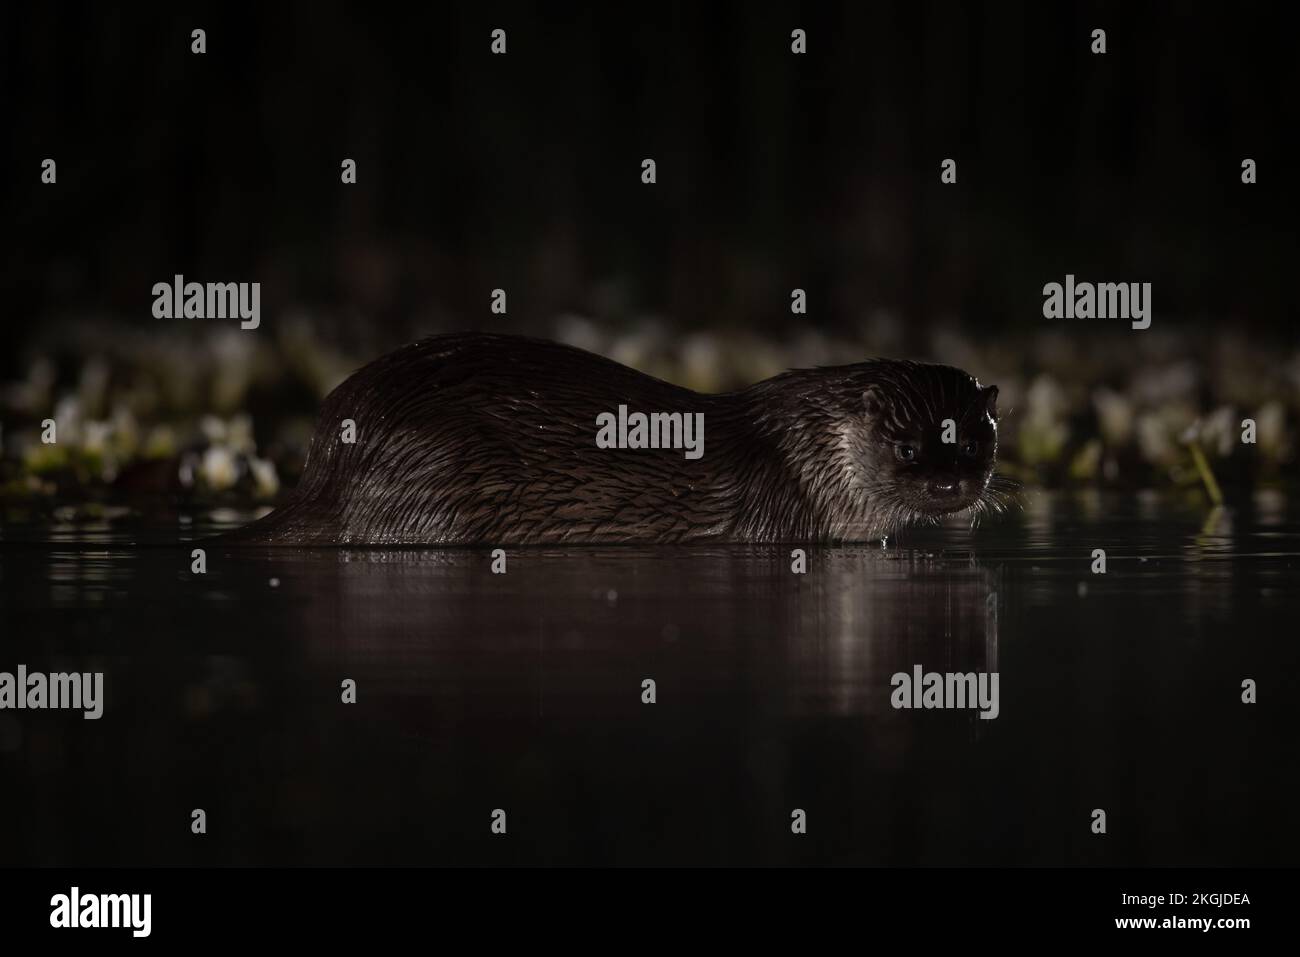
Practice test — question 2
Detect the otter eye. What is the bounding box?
[895,443,917,463]
[961,439,980,458]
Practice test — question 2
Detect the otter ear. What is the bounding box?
[863,385,886,420]
[981,384,999,419]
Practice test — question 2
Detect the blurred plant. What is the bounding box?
[1,315,1296,506]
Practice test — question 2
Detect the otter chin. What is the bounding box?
[228,333,1008,546]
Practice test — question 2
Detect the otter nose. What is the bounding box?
[929,478,960,496]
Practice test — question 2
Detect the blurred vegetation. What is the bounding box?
[0,313,1293,512]
[3,7,1296,513]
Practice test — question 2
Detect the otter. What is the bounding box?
[230,333,1005,545]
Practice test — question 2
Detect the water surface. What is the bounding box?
[1,491,1296,865]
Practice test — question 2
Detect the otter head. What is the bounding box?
[859,363,1000,523]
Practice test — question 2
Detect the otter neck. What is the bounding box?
[721,371,882,541]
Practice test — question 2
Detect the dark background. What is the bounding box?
[4,0,1296,364]
[1,3,1298,873]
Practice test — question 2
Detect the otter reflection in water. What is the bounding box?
[231,333,1013,545]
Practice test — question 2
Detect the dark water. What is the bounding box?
[0,491,1296,866]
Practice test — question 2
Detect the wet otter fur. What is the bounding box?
[231,333,1006,545]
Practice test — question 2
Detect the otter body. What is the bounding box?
[233,333,1001,545]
